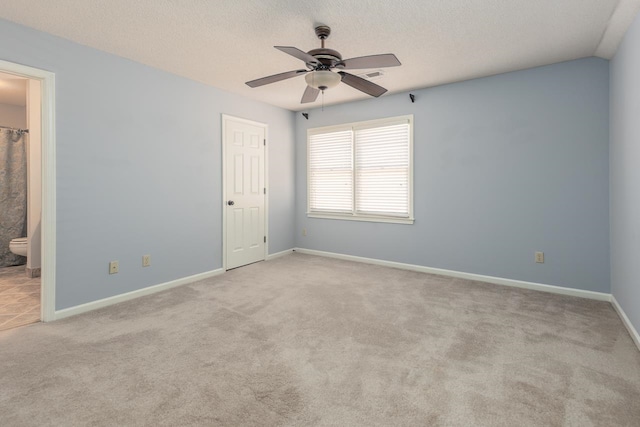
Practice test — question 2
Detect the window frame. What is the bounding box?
[307,115,414,225]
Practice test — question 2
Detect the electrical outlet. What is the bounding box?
[142,255,151,267]
[302,228,307,236]
[109,261,119,274]
[535,252,544,263]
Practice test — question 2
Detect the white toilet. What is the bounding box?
[9,237,28,257]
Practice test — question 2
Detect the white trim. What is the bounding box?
[611,296,640,351]
[293,248,611,301]
[221,114,268,271]
[307,213,414,224]
[266,248,294,260]
[0,60,56,322]
[307,115,413,135]
[54,268,224,320]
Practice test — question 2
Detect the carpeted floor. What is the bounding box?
[0,253,639,426]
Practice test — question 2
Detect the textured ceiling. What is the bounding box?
[1,0,639,111]
[0,71,26,106]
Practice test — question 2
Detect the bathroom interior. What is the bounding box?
[0,71,42,331]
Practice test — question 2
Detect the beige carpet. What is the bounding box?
[0,253,639,426]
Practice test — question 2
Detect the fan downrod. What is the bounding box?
[308,26,341,67]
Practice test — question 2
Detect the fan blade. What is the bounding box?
[338,72,388,97]
[339,54,401,69]
[245,69,308,88]
[275,46,319,66]
[301,86,320,104]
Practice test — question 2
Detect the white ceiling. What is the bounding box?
[0,71,26,106]
[1,0,639,111]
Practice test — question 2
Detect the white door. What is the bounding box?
[224,116,266,269]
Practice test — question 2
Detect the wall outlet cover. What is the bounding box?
[109,261,119,274]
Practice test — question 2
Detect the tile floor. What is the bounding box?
[0,265,40,331]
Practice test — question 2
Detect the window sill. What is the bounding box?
[307,212,414,225]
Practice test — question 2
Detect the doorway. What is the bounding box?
[222,115,267,270]
[0,59,56,326]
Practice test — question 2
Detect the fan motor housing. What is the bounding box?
[307,48,342,67]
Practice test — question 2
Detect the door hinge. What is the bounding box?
[263,188,266,195]
[264,236,266,243]
[263,139,266,146]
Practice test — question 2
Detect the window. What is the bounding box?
[308,115,413,224]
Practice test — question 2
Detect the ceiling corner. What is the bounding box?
[594,0,640,58]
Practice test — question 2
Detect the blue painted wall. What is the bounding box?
[610,12,640,335]
[295,58,610,292]
[0,18,296,310]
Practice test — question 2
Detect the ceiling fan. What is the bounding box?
[245,25,401,104]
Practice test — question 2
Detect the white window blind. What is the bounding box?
[308,130,353,212]
[355,123,410,216]
[308,116,413,224]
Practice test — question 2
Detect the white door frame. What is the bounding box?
[221,114,268,270]
[0,59,56,322]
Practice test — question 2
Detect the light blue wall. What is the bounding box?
[610,13,640,334]
[0,18,296,310]
[295,58,610,292]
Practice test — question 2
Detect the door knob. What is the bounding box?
[227,200,235,206]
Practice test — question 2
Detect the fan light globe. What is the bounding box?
[305,70,341,91]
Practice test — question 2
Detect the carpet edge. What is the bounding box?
[266,248,295,260]
[53,268,225,321]
[293,248,611,301]
[611,296,640,351]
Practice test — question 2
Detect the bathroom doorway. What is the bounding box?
[0,72,41,330]
[0,60,55,329]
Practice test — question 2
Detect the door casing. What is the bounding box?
[0,59,56,321]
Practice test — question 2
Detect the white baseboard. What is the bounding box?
[54,268,224,320]
[266,248,295,260]
[293,248,611,301]
[611,296,640,351]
